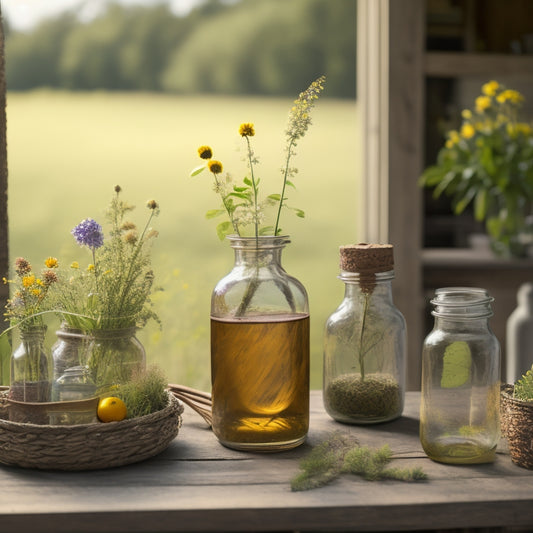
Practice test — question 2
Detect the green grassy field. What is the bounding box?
[6,90,360,390]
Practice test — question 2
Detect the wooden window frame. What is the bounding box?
[358,0,424,390]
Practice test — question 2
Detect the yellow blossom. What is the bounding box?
[31,288,42,297]
[239,123,255,137]
[475,96,491,113]
[516,122,533,136]
[44,257,58,268]
[460,123,475,139]
[71,261,79,269]
[446,130,460,148]
[22,274,35,288]
[496,89,524,104]
[197,145,213,160]
[482,80,499,96]
[208,160,223,174]
[461,109,472,120]
[87,264,95,272]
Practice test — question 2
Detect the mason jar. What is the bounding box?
[420,287,501,464]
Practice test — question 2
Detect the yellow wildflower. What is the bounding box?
[482,80,499,96]
[461,109,472,120]
[239,123,255,137]
[22,274,35,288]
[71,261,79,269]
[197,145,213,160]
[475,96,491,113]
[516,122,532,136]
[460,123,475,139]
[496,89,524,104]
[208,160,223,174]
[44,257,58,268]
[31,288,42,297]
[445,130,460,149]
[87,264,95,272]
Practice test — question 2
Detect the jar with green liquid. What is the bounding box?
[420,287,501,464]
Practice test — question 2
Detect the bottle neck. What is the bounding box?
[228,235,288,269]
[19,326,47,343]
[340,270,395,303]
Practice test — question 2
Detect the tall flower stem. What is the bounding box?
[244,136,260,241]
[274,138,296,236]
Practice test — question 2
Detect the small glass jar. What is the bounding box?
[86,327,146,393]
[51,325,89,388]
[51,365,97,425]
[420,287,501,464]
[9,326,50,403]
[323,244,406,424]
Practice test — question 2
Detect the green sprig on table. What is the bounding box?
[291,432,427,491]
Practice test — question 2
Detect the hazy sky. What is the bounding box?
[1,0,203,31]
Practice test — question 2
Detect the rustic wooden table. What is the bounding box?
[1,391,532,533]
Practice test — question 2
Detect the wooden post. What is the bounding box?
[0,5,9,385]
[388,0,425,390]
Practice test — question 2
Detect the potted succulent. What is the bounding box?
[420,80,533,258]
[501,364,533,469]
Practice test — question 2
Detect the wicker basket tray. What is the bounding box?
[500,384,533,470]
[0,390,183,471]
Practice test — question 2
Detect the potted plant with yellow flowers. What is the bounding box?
[420,80,533,258]
[190,76,325,452]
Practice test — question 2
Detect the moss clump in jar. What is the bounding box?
[323,244,407,424]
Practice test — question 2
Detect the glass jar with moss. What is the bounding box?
[323,244,406,424]
[420,287,500,464]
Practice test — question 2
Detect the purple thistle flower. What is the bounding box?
[71,218,104,249]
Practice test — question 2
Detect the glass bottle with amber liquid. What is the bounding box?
[211,235,309,451]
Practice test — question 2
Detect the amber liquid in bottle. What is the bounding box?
[210,314,309,451]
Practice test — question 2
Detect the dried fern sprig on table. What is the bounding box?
[291,432,427,491]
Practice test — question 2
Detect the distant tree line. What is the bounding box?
[4,0,357,97]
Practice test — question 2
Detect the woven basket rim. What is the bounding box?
[501,383,533,409]
[0,389,183,432]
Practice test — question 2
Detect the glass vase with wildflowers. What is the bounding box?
[191,76,326,240]
[420,80,533,257]
[189,77,325,451]
[50,187,160,391]
[3,257,59,403]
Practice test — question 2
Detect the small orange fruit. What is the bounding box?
[97,396,127,423]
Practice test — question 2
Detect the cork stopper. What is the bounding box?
[339,243,394,293]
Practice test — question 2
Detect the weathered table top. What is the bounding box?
[1,391,533,533]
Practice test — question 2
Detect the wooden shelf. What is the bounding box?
[425,51,533,77]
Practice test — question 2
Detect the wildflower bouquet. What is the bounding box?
[53,186,160,331]
[191,75,326,240]
[420,80,533,257]
[3,256,59,331]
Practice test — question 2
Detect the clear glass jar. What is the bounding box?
[51,365,97,425]
[211,235,309,451]
[420,287,501,464]
[9,326,50,403]
[51,325,89,390]
[85,327,146,393]
[323,244,406,424]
